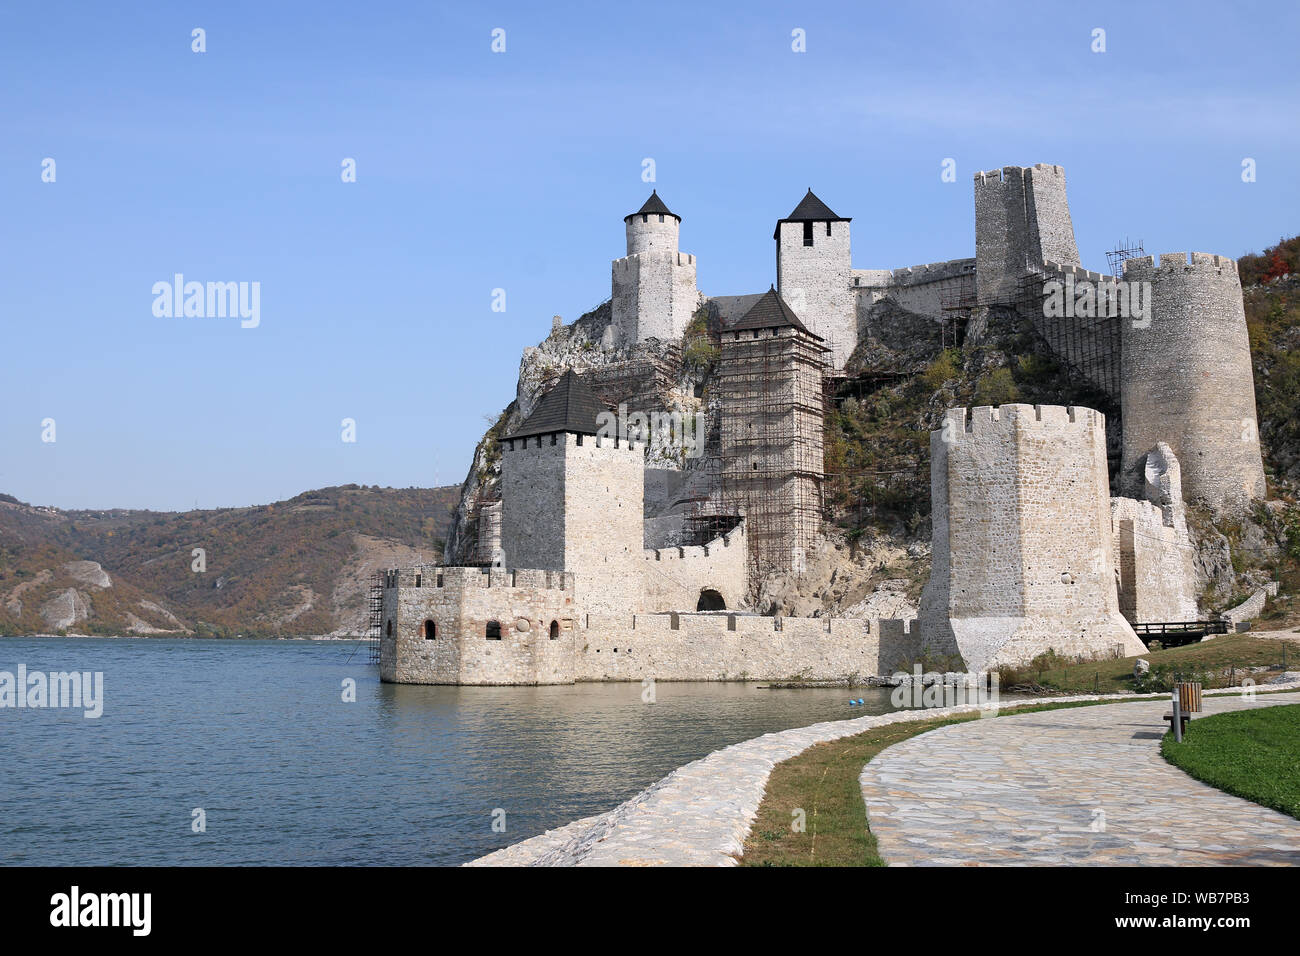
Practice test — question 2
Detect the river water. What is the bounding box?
[0,637,922,866]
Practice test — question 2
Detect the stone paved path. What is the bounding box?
[469,683,1300,866]
[859,692,1300,866]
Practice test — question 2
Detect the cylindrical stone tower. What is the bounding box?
[1120,252,1266,512]
[624,189,680,256]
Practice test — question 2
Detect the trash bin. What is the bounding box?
[1175,681,1202,714]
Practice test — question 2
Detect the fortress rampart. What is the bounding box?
[379,562,926,684]
[1120,252,1266,511]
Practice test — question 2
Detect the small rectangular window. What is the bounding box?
[826,222,832,236]
[802,221,813,246]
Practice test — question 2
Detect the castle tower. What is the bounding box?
[919,404,1146,673]
[499,369,645,614]
[715,288,828,575]
[611,190,699,347]
[774,189,856,369]
[1119,253,1266,512]
[974,164,1079,305]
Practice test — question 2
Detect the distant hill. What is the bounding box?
[0,484,458,638]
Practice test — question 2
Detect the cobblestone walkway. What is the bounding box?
[859,692,1300,866]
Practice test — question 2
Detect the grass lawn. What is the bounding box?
[1160,704,1300,820]
[1025,634,1297,695]
[740,699,1122,867]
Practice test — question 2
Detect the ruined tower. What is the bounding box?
[715,288,828,575]
[774,190,856,369]
[611,190,699,347]
[920,404,1146,673]
[1119,253,1266,512]
[499,369,644,614]
[974,164,1080,305]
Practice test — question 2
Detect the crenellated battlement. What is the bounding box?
[1041,260,1115,286]
[1122,251,1237,279]
[646,522,743,563]
[501,431,643,455]
[975,162,1067,185]
[382,565,575,591]
[941,403,1104,439]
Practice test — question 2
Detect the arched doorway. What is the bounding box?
[696,588,726,611]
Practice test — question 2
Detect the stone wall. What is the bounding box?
[1111,497,1198,623]
[1110,441,1199,623]
[642,522,748,613]
[1120,252,1267,513]
[776,219,856,368]
[380,565,926,684]
[853,258,976,323]
[575,612,921,681]
[920,403,1146,672]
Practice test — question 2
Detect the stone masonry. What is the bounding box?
[974,163,1079,305]
[403,162,1267,686]
[611,192,701,347]
[1111,442,1198,623]
[1120,252,1267,513]
[920,404,1146,672]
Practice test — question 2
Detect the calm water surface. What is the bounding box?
[1,637,924,865]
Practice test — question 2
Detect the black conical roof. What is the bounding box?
[726,286,823,340]
[625,189,679,222]
[507,369,611,439]
[774,188,850,238]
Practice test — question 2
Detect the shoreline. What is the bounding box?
[1,633,366,642]
[467,676,1300,867]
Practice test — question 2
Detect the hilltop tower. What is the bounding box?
[1119,253,1266,512]
[974,164,1080,305]
[920,404,1146,673]
[611,191,699,347]
[774,189,856,369]
[499,369,645,613]
[715,288,829,574]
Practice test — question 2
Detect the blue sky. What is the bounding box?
[2,0,1296,511]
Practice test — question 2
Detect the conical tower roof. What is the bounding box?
[625,189,679,222]
[507,369,610,439]
[773,188,850,238]
[726,286,822,340]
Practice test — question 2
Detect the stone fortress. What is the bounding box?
[377,163,1269,684]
